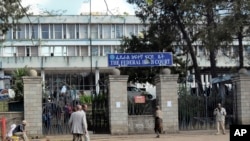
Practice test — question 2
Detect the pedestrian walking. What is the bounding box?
[82,104,90,141]
[154,105,163,138]
[68,104,88,141]
[213,103,227,135]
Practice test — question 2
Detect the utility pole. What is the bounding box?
[89,0,94,94]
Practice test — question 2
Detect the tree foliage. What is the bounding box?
[124,0,249,90]
[11,65,31,101]
[221,0,250,69]
[0,0,29,34]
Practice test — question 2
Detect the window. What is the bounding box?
[111,24,115,38]
[31,46,39,56]
[12,25,25,39]
[103,25,111,39]
[26,47,30,56]
[25,24,30,39]
[81,46,88,56]
[245,46,250,56]
[41,46,51,56]
[67,24,76,39]
[31,25,39,39]
[103,46,111,56]
[54,24,62,39]
[17,46,25,56]
[50,25,54,39]
[232,46,238,57]
[76,24,79,39]
[3,47,16,57]
[63,24,66,39]
[68,46,76,56]
[126,24,134,37]
[91,24,98,39]
[91,46,99,56]
[6,30,12,40]
[17,25,25,39]
[134,24,138,36]
[41,24,49,39]
[79,24,88,39]
[54,46,63,56]
[98,24,102,39]
[116,24,123,38]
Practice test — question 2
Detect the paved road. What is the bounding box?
[32,130,229,141]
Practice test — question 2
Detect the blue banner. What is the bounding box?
[108,52,173,67]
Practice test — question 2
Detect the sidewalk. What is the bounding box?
[32,130,229,141]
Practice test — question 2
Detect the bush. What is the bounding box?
[80,95,92,104]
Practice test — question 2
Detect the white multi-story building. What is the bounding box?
[0,15,249,95]
[0,15,148,95]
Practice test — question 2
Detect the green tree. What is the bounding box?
[125,0,203,88]
[126,0,237,91]
[119,6,186,84]
[11,66,30,101]
[221,0,250,69]
[0,0,29,34]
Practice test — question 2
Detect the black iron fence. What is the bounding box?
[178,84,235,130]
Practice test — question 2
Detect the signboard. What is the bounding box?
[134,96,146,103]
[108,52,173,67]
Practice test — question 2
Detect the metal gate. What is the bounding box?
[42,80,90,135]
[178,81,235,130]
[42,81,79,135]
[91,79,110,134]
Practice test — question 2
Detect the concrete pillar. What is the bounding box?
[95,68,100,94]
[232,69,250,124]
[155,69,179,133]
[108,74,128,135]
[0,70,4,88]
[22,71,43,138]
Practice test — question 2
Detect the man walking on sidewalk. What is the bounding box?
[69,104,88,141]
[213,103,227,135]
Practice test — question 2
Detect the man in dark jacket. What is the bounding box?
[12,120,29,141]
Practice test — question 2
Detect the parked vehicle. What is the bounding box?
[127,85,156,103]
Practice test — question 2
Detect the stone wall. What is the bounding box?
[128,115,154,134]
[0,112,23,135]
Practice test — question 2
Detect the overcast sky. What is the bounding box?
[21,0,136,15]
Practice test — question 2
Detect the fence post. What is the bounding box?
[1,116,6,141]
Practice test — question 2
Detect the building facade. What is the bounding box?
[0,15,148,96]
[0,15,250,96]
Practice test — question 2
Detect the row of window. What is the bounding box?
[175,45,250,57]
[1,46,119,57]
[5,24,147,40]
[4,45,250,57]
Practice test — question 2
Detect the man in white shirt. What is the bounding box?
[213,103,227,135]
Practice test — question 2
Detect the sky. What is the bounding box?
[21,0,137,15]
